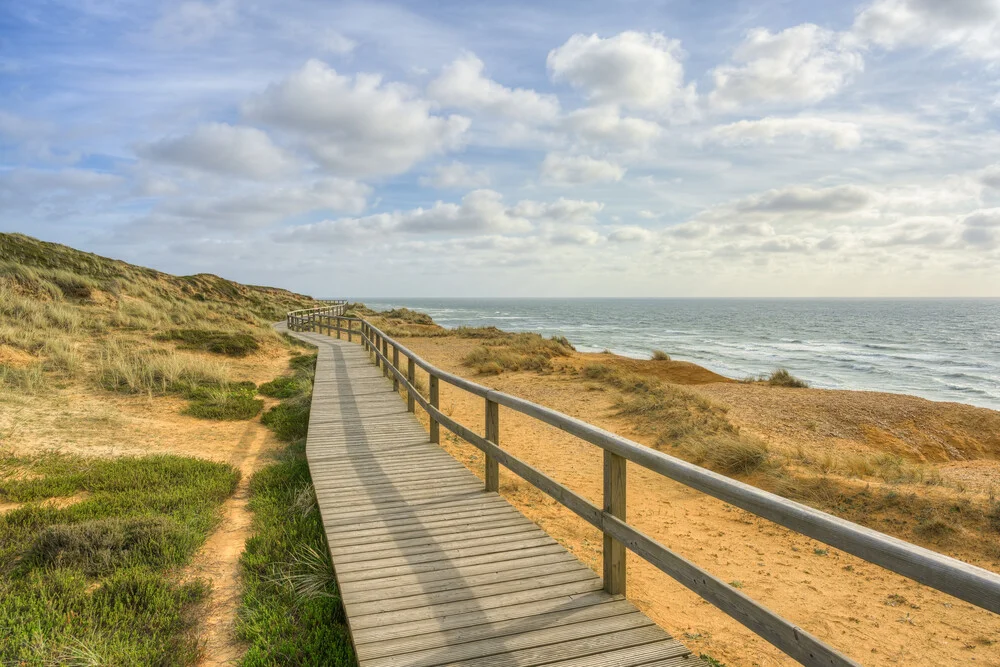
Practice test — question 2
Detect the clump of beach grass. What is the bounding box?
[154,329,260,357]
[0,452,239,665]
[462,333,575,374]
[766,368,808,388]
[651,350,671,361]
[185,385,263,421]
[581,362,771,476]
[95,338,232,395]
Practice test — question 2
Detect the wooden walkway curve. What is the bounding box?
[281,324,698,667]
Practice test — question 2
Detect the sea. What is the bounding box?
[356,298,1000,412]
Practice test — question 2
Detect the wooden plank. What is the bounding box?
[355,599,639,660]
[345,560,591,606]
[542,641,692,667]
[351,591,621,644]
[330,524,545,559]
[334,533,559,568]
[335,544,571,584]
[344,568,598,617]
[418,625,670,667]
[328,513,532,546]
[339,552,579,594]
[365,613,655,667]
[346,579,605,630]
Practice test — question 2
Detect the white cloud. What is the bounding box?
[278,190,605,243]
[709,24,863,110]
[608,225,655,242]
[854,0,1000,60]
[510,198,604,224]
[564,105,662,148]
[139,123,298,179]
[961,208,1000,248]
[981,164,1000,190]
[547,32,694,110]
[710,117,862,150]
[149,178,371,229]
[540,154,625,184]
[420,162,490,189]
[428,53,560,123]
[245,59,470,177]
[548,227,602,245]
[735,184,875,214]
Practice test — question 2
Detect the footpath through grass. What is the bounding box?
[237,349,355,666]
[0,453,239,665]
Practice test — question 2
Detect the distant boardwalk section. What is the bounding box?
[281,323,696,666]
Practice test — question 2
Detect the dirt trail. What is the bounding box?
[401,336,1000,667]
[189,419,273,666]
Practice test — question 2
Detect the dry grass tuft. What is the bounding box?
[463,333,575,374]
[766,368,808,388]
[95,338,231,395]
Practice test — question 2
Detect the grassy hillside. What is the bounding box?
[0,233,321,396]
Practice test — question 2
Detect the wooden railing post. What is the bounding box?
[603,451,627,595]
[392,345,400,391]
[429,374,439,443]
[485,399,499,493]
[407,358,415,413]
[382,338,389,378]
[348,320,353,343]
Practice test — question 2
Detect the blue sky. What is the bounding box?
[2,0,999,297]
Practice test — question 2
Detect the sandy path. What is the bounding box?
[400,337,1000,667]
[188,418,273,666]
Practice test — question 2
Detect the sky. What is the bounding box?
[2,0,1000,298]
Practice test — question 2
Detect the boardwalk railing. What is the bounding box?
[288,305,1000,667]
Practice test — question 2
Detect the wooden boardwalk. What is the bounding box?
[284,326,696,666]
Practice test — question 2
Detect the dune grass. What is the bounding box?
[155,329,261,357]
[238,351,355,666]
[462,333,576,374]
[582,363,773,476]
[766,368,808,388]
[185,385,263,421]
[258,375,307,399]
[651,349,671,361]
[0,453,239,665]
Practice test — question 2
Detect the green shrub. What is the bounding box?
[186,386,263,420]
[767,368,808,388]
[289,353,318,374]
[20,516,192,576]
[261,398,310,441]
[259,376,305,399]
[155,329,260,357]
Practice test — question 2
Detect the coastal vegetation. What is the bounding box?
[0,452,239,664]
[0,233,326,663]
[237,351,354,665]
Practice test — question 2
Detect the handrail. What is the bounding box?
[287,306,1000,666]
